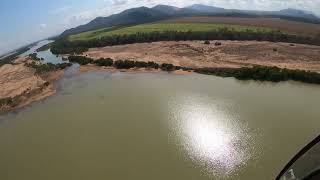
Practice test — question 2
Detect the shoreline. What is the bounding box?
[1,40,320,113]
[0,64,193,113]
[1,62,320,114]
[78,64,194,75]
[15,69,65,109]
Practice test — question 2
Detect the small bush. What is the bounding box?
[44,82,50,86]
[29,53,41,61]
[56,62,73,69]
[68,56,93,65]
[134,61,148,68]
[147,61,159,69]
[114,60,136,69]
[215,41,222,46]
[161,63,175,71]
[94,58,113,66]
[0,97,13,106]
[204,40,210,45]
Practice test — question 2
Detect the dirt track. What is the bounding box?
[85,41,320,72]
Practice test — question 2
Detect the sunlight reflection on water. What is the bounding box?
[169,94,254,178]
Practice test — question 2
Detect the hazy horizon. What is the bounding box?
[1,0,320,56]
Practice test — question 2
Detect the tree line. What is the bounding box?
[69,55,320,84]
[51,28,320,54]
[195,66,320,84]
[67,56,195,72]
[25,61,72,74]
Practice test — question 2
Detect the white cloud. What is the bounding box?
[120,0,320,15]
[111,0,129,6]
[40,23,47,29]
[50,6,72,15]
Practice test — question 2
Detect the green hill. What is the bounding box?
[60,4,320,37]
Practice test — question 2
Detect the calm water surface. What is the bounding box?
[20,40,66,64]
[1,42,320,180]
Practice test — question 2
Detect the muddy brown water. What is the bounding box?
[1,69,320,180]
[1,41,320,180]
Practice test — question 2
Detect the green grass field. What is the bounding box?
[68,23,277,41]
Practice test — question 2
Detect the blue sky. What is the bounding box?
[1,0,320,55]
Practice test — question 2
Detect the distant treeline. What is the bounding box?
[69,55,320,84]
[36,43,52,52]
[25,61,72,74]
[0,47,30,66]
[52,28,320,54]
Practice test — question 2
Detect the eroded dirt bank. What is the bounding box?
[0,57,64,112]
[85,41,320,72]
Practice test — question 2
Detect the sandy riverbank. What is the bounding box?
[79,64,193,75]
[1,40,320,112]
[0,58,65,112]
[84,41,320,72]
[0,60,191,112]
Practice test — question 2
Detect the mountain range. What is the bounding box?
[60,4,320,37]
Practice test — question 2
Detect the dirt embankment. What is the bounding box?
[0,58,64,112]
[85,41,320,72]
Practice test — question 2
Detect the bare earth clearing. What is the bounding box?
[160,17,320,36]
[85,41,320,72]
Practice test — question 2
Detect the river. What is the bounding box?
[20,40,67,64]
[1,41,320,180]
